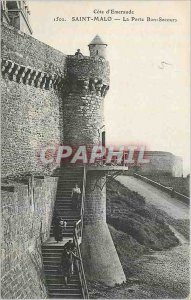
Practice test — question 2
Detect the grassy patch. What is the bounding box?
[106,178,180,253]
[87,177,189,298]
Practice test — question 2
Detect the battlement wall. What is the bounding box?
[1,176,58,299]
[1,23,68,177]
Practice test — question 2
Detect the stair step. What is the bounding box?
[50,227,75,230]
[42,247,65,250]
[42,254,63,257]
[48,294,82,299]
[56,190,73,192]
[59,171,83,173]
[56,196,73,199]
[55,201,72,203]
[56,195,73,197]
[42,254,65,258]
[50,229,74,232]
[54,202,73,205]
[46,280,80,284]
[51,215,80,218]
[42,255,62,259]
[56,188,73,191]
[55,202,73,205]
[51,209,80,213]
[43,263,61,267]
[43,260,61,263]
[55,200,72,202]
[47,277,79,282]
[49,291,81,294]
[50,229,74,233]
[50,224,74,228]
[55,197,73,200]
[42,249,64,252]
[50,226,75,230]
[45,271,62,274]
[56,172,82,175]
[46,275,79,278]
[57,183,82,186]
[50,231,74,234]
[58,178,82,180]
[58,172,83,174]
[47,280,80,285]
[54,207,73,209]
[49,282,80,289]
[51,213,80,216]
[48,289,81,293]
[57,182,81,185]
[58,174,82,176]
[50,228,75,231]
[56,194,75,196]
[51,218,79,221]
[57,182,82,184]
[52,207,74,210]
[44,264,64,267]
[55,200,73,203]
[50,234,73,238]
[42,245,65,249]
[57,176,82,179]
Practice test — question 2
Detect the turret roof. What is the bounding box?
[89,35,107,46]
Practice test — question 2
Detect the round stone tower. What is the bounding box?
[63,36,126,286]
[63,36,109,146]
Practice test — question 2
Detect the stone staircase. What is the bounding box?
[42,244,82,299]
[42,167,84,299]
[50,167,83,238]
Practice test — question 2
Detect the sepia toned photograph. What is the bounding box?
[1,0,190,299]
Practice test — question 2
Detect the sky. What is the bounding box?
[28,0,190,175]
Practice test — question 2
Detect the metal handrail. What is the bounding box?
[74,227,89,299]
[80,166,86,238]
[73,166,89,299]
[134,173,190,204]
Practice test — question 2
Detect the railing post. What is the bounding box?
[73,166,89,299]
[80,166,86,239]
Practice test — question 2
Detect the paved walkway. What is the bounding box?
[116,176,189,219]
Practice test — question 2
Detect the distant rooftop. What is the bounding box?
[89,35,107,46]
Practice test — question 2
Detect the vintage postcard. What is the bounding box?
[1,0,190,299]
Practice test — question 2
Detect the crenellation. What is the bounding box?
[28,69,37,85]
[1,58,66,92]
[17,65,26,83]
[24,68,32,85]
[12,64,21,81]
